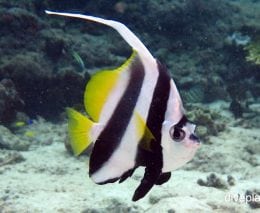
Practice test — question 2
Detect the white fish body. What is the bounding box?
[46,10,200,201]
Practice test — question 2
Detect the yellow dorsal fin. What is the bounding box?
[134,111,155,151]
[84,51,137,122]
[66,108,94,156]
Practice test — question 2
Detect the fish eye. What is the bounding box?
[169,126,186,142]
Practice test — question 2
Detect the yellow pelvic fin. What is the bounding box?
[66,108,94,156]
[134,111,155,151]
[84,51,137,122]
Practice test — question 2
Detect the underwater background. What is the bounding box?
[0,0,259,212]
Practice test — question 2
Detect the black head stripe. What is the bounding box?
[174,115,188,128]
[146,60,171,144]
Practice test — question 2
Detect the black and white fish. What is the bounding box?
[46,10,201,201]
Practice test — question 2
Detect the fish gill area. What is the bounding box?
[0,0,259,212]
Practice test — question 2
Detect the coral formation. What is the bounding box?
[0,125,30,151]
[0,7,41,35]
[244,37,260,65]
[186,105,226,142]
[245,190,260,209]
[0,79,24,124]
[0,0,258,121]
[197,173,233,189]
[0,53,86,120]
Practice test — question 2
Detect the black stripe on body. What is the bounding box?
[137,60,171,167]
[132,60,171,202]
[89,55,145,175]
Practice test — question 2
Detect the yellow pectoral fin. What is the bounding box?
[134,111,155,151]
[66,108,94,156]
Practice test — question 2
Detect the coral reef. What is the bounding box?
[245,189,260,209]
[0,7,42,35]
[186,105,226,142]
[244,36,260,65]
[0,79,24,124]
[197,173,232,189]
[0,52,86,120]
[0,0,258,121]
[0,125,30,151]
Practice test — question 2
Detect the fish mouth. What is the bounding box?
[189,133,201,147]
[189,133,200,142]
[193,139,201,146]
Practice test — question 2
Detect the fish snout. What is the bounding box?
[189,134,200,146]
[189,133,199,141]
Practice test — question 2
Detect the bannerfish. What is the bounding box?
[46,10,201,201]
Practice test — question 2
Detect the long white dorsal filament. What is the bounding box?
[45,10,155,62]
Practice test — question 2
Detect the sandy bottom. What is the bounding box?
[0,104,259,212]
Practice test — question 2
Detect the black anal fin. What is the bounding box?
[132,166,161,201]
[155,172,171,185]
[119,167,137,183]
[97,177,119,185]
